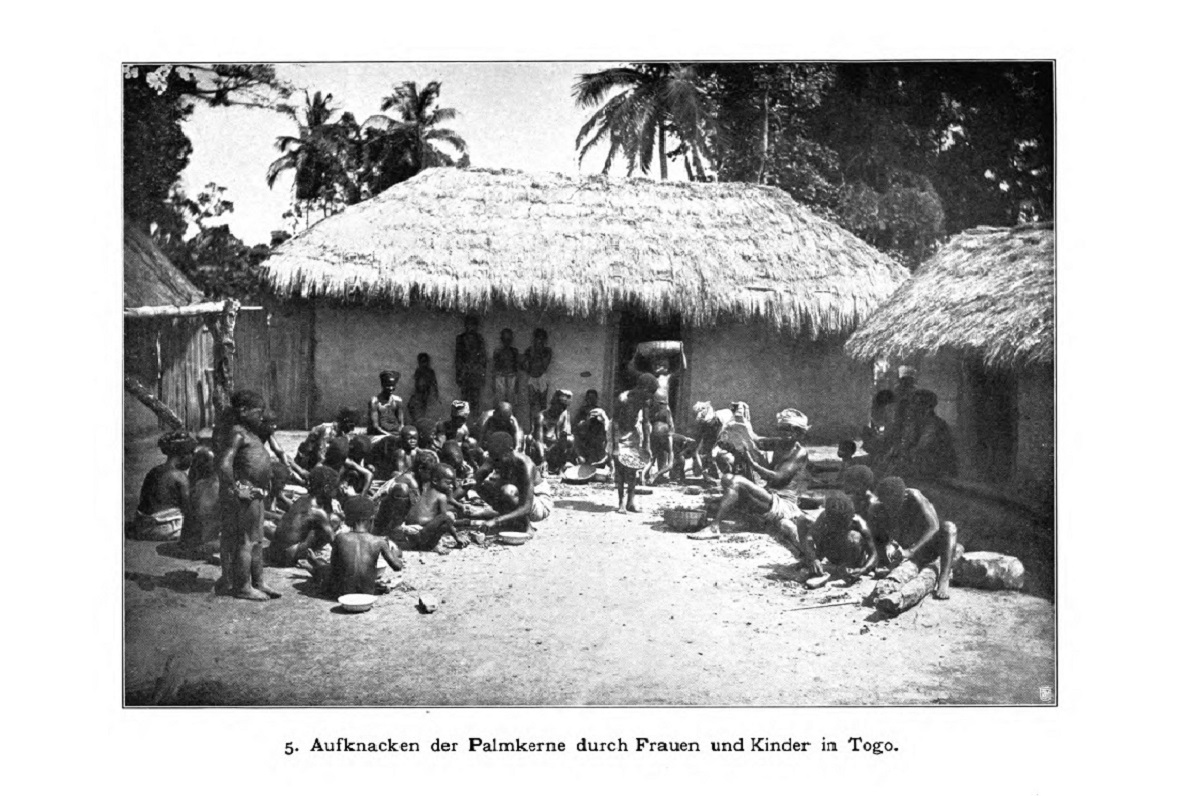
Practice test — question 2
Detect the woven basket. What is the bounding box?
[664,507,706,531]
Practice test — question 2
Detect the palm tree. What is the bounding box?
[266,90,360,204]
[357,82,465,188]
[573,64,713,180]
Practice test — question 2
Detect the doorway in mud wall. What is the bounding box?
[614,309,684,416]
[963,358,1018,482]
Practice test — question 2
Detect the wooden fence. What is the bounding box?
[232,301,312,429]
[124,315,214,433]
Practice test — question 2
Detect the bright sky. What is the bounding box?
[181,62,624,244]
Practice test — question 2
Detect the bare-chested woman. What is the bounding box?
[215,390,281,600]
[133,430,196,540]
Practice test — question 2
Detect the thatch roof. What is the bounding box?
[124,221,206,308]
[262,168,908,336]
[846,223,1054,368]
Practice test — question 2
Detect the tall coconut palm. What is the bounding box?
[573,63,713,180]
[370,81,468,169]
[266,90,359,202]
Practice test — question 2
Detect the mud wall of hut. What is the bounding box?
[684,324,875,443]
[304,304,614,428]
[123,316,214,436]
[1015,363,1054,506]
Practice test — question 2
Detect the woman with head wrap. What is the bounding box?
[132,430,198,541]
[368,371,405,437]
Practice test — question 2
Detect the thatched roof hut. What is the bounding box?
[124,221,205,308]
[846,223,1054,368]
[263,167,908,337]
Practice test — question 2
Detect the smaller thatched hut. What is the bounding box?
[846,223,1054,505]
[124,222,220,435]
[257,167,908,439]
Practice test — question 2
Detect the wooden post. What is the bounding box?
[207,298,241,417]
[125,375,185,430]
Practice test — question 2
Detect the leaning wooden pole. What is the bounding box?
[207,298,241,417]
[124,375,185,430]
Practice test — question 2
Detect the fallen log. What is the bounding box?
[871,542,965,615]
[124,375,184,430]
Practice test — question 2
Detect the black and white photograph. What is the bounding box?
[121,60,1055,707]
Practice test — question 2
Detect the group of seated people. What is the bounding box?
[134,377,561,602]
[133,362,959,611]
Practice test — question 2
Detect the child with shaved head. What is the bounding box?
[328,497,403,598]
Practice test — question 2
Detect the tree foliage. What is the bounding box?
[123,64,291,234]
[573,64,714,179]
[267,80,468,227]
[586,62,1052,266]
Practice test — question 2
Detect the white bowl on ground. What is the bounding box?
[338,593,377,613]
[497,531,531,546]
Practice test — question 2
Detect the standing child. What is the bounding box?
[215,390,281,600]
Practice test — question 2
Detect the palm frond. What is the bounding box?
[572,68,649,108]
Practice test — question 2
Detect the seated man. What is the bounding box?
[393,463,470,553]
[868,476,961,610]
[295,407,360,471]
[473,431,552,533]
[536,388,574,474]
[266,465,342,567]
[367,370,405,437]
[808,492,878,583]
[891,389,958,479]
[328,497,403,598]
[572,389,602,431]
[688,409,813,553]
[133,430,197,540]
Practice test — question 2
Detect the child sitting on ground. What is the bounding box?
[328,496,403,598]
[393,463,469,553]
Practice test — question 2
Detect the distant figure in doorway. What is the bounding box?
[455,316,488,416]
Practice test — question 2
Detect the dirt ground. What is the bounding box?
[124,431,1055,706]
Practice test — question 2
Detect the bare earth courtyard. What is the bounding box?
[124,432,1054,706]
